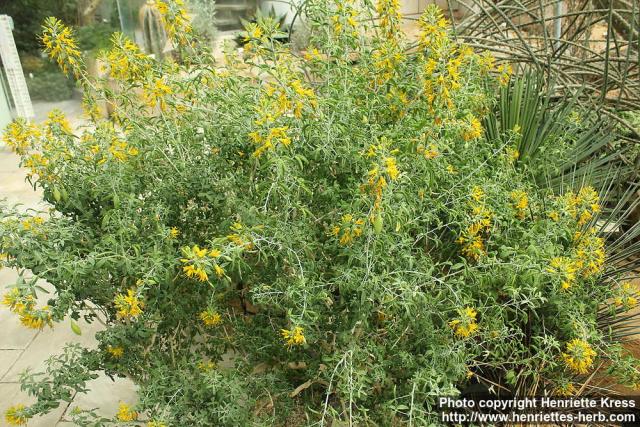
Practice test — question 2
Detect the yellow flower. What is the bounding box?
[200,308,222,327]
[497,63,513,86]
[183,264,208,282]
[548,210,560,222]
[117,402,138,422]
[462,115,483,141]
[470,186,485,202]
[562,339,596,374]
[114,289,144,320]
[615,282,638,310]
[214,264,225,278]
[384,157,399,180]
[510,190,528,219]
[547,257,578,290]
[449,307,479,338]
[554,382,577,396]
[281,326,306,347]
[2,119,41,155]
[4,404,28,426]
[19,307,53,330]
[107,345,124,358]
[169,227,180,238]
[148,421,167,427]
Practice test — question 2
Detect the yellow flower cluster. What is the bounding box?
[462,115,483,141]
[372,40,405,85]
[107,345,125,358]
[200,308,223,327]
[250,126,291,158]
[117,402,138,422]
[417,5,448,49]
[458,187,492,261]
[562,186,601,227]
[553,381,577,397]
[226,222,255,250]
[547,227,605,291]
[155,0,193,44]
[169,227,180,239]
[497,64,513,86]
[281,326,306,347]
[44,109,73,136]
[330,0,360,36]
[114,289,144,320]
[4,404,27,426]
[2,287,53,330]
[510,190,529,220]
[615,282,638,309]
[362,141,400,210]
[102,34,150,81]
[331,214,365,246]
[449,307,479,338]
[573,228,605,278]
[249,79,316,157]
[562,338,596,374]
[21,216,45,231]
[143,77,173,111]
[377,0,402,38]
[107,137,139,162]
[2,119,41,155]
[547,257,579,290]
[180,244,225,282]
[417,143,439,159]
[41,17,82,77]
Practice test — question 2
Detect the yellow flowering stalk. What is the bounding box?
[114,289,144,320]
[573,228,605,278]
[417,5,448,49]
[169,227,180,239]
[4,404,28,426]
[562,339,596,374]
[449,307,479,338]
[281,326,306,348]
[547,257,579,290]
[102,33,150,81]
[117,402,138,422]
[2,119,41,155]
[41,17,83,77]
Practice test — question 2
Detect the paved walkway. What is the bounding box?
[0,98,136,426]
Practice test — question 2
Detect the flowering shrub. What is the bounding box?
[2,1,640,425]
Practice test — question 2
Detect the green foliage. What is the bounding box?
[1,1,640,426]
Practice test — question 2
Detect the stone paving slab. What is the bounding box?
[2,317,101,383]
[63,374,138,421]
[0,350,21,380]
